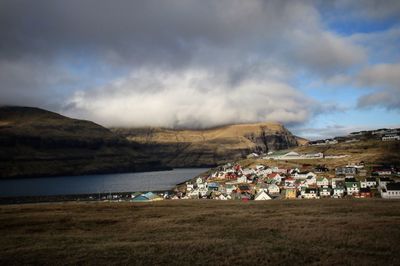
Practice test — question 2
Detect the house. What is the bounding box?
[237,175,248,183]
[267,183,280,194]
[132,192,163,202]
[285,188,297,199]
[276,168,289,174]
[303,188,319,199]
[290,168,301,174]
[254,189,272,200]
[316,177,329,187]
[319,186,332,197]
[216,193,229,200]
[284,177,296,188]
[208,182,219,191]
[373,168,392,176]
[381,183,400,199]
[237,185,251,194]
[294,171,317,180]
[297,180,309,190]
[196,177,204,185]
[378,177,394,189]
[315,165,329,173]
[345,178,360,196]
[187,189,201,199]
[359,188,372,198]
[336,167,357,176]
[360,177,377,188]
[247,152,259,159]
[186,183,195,191]
[333,186,345,198]
[305,175,317,186]
[267,173,283,183]
[331,178,345,189]
[382,134,400,141]
[242,168,255,176]
[225,184,237,195]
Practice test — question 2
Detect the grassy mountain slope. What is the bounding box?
[0,107,166,178]
[112,123,300,167]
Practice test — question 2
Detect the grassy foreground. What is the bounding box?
[1,200,400,265]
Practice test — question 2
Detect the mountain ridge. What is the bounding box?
[0,106,167,178]
[112,122,302,167]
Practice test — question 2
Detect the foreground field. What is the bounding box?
[1,200,400,265]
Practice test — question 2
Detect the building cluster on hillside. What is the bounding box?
[147,162,400,201]
[308,127,400,146]
[263,151,324,160]
[262,151,350,160]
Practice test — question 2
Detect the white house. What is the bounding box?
[381,183,400,199]
[316,177,329,187]
[305,175,317,186]
[267,184,280,194]
[237,175,248,183]
[267,173,283,183]
[186,183,194,191]
[196,177,204,185]
[303,188,319,199]
[188,189,201,198]
[242,168,255,176]
[284,177,296,188]
[319,186,332,197]
[294,171,317,180]
[225,184,237,195]
[360,178,377,188]
[254,189,272,200]
[382,134,400,141]
[333,187,345,198]
[197,181,207,190]
[216,194,229,200]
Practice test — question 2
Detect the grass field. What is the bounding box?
[1,200,400,265]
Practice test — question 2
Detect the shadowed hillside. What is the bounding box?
[0,107,167,178]
[112,123,301,167]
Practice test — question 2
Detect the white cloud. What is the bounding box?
[64,69,317,128]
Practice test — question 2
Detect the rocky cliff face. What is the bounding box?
[112,123,300,167]
[0,107,167,178]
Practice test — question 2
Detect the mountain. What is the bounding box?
[0,106,167,178]
[112,122,301,167]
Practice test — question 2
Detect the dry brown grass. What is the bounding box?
[1,200,400,265]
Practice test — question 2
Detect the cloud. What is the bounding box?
[0,57,77,108]
[325,0,400,20]
[64,69,321,128]
[0,0,390,128]
[356,63,400,110]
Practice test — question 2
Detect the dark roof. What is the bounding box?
[239,185,250,191]
[305,188,317,193]
[386,183,400,191]
[360,188,371,193]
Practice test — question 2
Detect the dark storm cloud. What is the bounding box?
[0,0,365,71]
[0,0,394,129]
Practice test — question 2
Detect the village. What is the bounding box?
[126,160,400,202]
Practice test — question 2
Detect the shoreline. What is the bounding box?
[0,190,174,205]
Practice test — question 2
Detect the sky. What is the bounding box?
[0,0,399,140]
